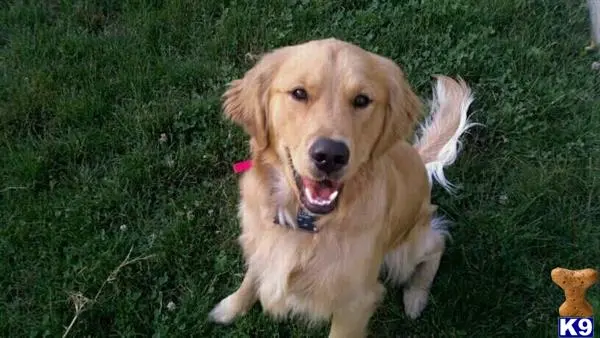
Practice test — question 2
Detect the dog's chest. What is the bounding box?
[244,225,379,319]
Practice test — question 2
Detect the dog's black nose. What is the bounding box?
[309,138,350,174]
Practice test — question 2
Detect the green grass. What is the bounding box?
[1,0,599,337]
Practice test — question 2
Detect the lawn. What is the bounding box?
[1,0,599,337]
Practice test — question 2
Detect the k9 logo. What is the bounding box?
[558,317,594,338]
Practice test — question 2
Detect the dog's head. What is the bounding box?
[224,38,421,215]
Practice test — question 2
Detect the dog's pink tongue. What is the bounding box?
[302,177,338,199]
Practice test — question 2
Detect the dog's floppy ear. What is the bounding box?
[222,49,287,151]
[371,57,422,158]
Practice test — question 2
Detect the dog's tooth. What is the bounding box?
[328,190,339,202]
[304,187,315,204]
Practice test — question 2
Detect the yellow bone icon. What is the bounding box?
[551,267,597,317]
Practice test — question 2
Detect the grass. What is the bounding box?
[1,0,599,337]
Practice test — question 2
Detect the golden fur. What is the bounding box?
[209,38,474,337]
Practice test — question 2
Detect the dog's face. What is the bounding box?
[224,39,421,215]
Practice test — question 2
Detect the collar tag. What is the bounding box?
[274,208,318,233]
[296,208,318,232]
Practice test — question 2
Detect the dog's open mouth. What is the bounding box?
[296,175,342,215]
[290,163,343,215]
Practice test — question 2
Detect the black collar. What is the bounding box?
[274,208,319,233]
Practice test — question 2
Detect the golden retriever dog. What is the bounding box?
[209,38,475,337]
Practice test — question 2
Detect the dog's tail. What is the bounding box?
[413,75,477,193]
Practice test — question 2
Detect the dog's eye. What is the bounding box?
[290,88,308,101]
[353,94,371,108]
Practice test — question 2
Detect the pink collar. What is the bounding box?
[233,160,253,173]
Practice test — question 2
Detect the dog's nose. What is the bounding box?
[309,138,350,174]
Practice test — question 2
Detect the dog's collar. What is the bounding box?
[273,208,319,233]
[233,160,253,173]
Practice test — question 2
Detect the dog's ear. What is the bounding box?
[222,49,287,151]
[371,57,422,159]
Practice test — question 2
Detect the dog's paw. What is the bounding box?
[208,295,242,324]
[403,287,429,319]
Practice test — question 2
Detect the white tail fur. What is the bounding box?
[414,75,478,193]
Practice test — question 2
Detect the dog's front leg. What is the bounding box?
[208,269,257,324]
[328,283,385,338]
